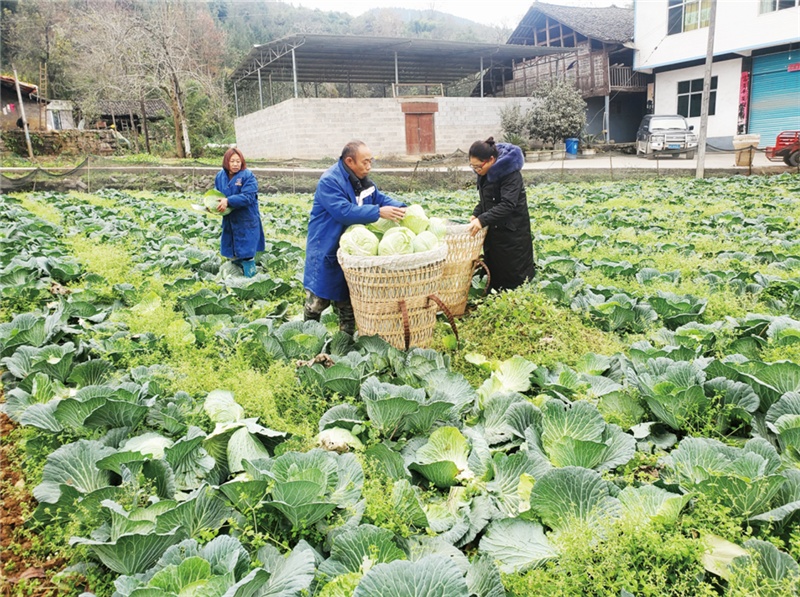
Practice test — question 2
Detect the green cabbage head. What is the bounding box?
[368,217,399,238]
[340,225,380,256]
[400,204,429,235]
[412,230,439,253]
[203,189,232,216]
[378,227,416,256]
[428,217,448,240]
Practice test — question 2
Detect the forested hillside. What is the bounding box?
[0,0,509,156]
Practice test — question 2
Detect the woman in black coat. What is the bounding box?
[467,137,536,291]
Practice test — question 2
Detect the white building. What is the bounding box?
[634,0,800,147]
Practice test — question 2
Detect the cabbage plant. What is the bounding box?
[524,399,635,472]
[235,449,364,530]
[69,499,188,575]
[113,535,250,596]
[628,357,709,431]
[729,539,800,594]
[659,437,787,517]
[409,427,472,488]
[767,392,800,464]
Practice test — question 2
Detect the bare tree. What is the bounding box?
[66,0,225,157]
[2,0,79,99]
[133,1,225,157]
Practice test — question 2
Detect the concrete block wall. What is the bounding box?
[235,96,534,160]
[236,98,407,160]
[434,97,533,153]
[235,101,296,159]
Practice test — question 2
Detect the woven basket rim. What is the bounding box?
[446,222,488,238]
[337,242,447,271]
[445,222,472,235]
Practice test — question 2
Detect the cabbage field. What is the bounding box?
[2,173,800,596]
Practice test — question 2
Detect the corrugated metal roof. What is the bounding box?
[231,33,570,85]
[508,2,634,46]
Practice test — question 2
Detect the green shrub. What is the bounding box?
[527,80,587,145]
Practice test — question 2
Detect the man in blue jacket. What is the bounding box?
[303,140,406,335]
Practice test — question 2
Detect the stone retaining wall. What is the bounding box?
[1,129,117,156]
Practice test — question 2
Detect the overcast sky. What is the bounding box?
[284,0,628,29]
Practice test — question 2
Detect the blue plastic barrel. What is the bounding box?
[565,137,579,155]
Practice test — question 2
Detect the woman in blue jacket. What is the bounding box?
[214,148,265,277]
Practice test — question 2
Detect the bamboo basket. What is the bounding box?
[338,244,447,350]
[440,223,488,316]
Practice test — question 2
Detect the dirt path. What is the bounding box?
[0,412,65,597]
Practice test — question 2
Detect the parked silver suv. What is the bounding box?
[636,114,698,159]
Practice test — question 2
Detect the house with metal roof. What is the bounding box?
[229,33,569,159]
[494,2,649,143]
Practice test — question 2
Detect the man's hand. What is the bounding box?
[216,197,229,212]
[379,206,406,222]
[468,217,483,237]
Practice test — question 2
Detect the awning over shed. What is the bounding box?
[231,33,570,86]
[0,75,40,98]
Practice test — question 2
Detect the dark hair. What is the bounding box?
[340,140,366,161]
[222,148,246,172]
[468,137,498,161]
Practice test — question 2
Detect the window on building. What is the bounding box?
[668,0,711,35]
[677,76,717,117]
[760,0,799,13]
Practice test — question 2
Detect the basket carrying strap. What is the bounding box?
[426,294,459,347]
[398,295,459,351]
[399,299,411,351]
[473,259,491,296]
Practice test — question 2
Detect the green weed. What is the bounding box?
[446,286,626,378]
[504,518,718,597]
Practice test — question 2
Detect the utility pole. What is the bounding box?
[12,65,34,160]
[696,0,718,179]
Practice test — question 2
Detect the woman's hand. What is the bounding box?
[468,217,483,237]
[379,206,406,222]
[217,197,229,212]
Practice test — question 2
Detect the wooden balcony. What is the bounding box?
[499,49,649,98]
[609,66,648,92]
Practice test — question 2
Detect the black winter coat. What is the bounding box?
[472,143,535,291]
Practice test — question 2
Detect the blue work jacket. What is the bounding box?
[214,168,265,260]
[303,160,405,302]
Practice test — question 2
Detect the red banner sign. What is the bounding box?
[788,63,800,72]
[737,71,750,134]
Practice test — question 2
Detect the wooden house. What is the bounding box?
[90,99,169,134]
[496,2,651,143]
